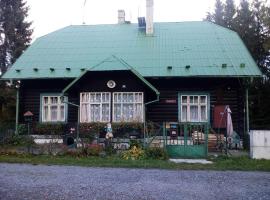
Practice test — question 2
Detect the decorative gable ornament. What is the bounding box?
[107,80,116,88]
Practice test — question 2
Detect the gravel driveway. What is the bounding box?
[0,163,269,200]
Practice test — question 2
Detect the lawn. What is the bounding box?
[0,154,270,171]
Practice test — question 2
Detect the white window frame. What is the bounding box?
[112,92,144,122]
[41,95,67,122]
[80,92,111,122]
[180,94,208,122]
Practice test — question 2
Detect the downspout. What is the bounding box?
[246,87,249,135]
[15,87,19,135]
[143,93,160,147]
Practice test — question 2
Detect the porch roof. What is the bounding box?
[2,21,262,79]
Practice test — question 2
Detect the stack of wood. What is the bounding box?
[208,129,224,151]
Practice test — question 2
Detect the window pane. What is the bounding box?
[107,93,110,102]
[81,104,89,122]
[102,104,110,122]
[60,105,65,121]
[139,93,143,102]
[194,96,198,104]
[117,93,122,102]
[114,104,121,121]
[127,93,133,103]
[190,105,199,121]
[190,96,194,104]
[43,106,48,121]
[113,93,118,102]
[182,96,187,104]
[95,93,101,102]
[90,94,95,102]
[51,105,58,121]
[102,93,110,103]
[90,104,100,122]
[200,96,206,104]
[134,104,143,121]
[122,104,133,121]
[44,97,49,104]
[123,93,128,103]
[181,106,187,121]
[51,97,58,104]
[201,105,207,121]
[83,93,89,102]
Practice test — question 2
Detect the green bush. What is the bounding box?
[79,122,144,138]
[129,139,142,149]
[85,144,103,156]
[122,146,145,160]
[145,147,168,160]
[34,123,65,135]
[1,135,35,146]
[80,122,106,135]
[17,124,27,135]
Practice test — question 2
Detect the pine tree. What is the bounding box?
[0,0,32,126]
[0,0,32,74]
[224,0,236,29]
[213,0,225,26]
[204,0,225,26]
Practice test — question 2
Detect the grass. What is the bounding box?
[0,154,270,171]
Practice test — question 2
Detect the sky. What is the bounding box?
[26,0,245,40]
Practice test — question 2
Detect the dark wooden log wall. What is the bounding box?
[146,77,245,136]
[19,71,155,123]
[19,75,245,136]
[19,79,75,123]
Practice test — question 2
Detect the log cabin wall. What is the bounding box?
[19,71,155,123]
[18,76,245,136]
[146,77,245,136]
[19,79,74,123]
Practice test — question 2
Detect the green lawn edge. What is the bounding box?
[0,154,270,171]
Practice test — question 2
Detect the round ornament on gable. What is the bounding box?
[107,80,116,88]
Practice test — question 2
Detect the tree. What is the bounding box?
[205,0,226,26]
[224,0,236,29]
[205,0,270,129]
[0,0,32,126]
[0,0,32,73]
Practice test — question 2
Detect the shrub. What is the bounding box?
[85,144,103,156]
[18,124,27,135]
[129,139,142,149]
[145,147,168,160]
[79,122,144,138]
[80,122,106,136]
[34,123,65,135]
[1,135,35,146]
[122,146,145,160]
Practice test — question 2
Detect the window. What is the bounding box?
[113,92,143,122]
[80,92,110,122]
[41,95,67,122]
[180,95,208,122]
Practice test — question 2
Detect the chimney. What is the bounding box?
[146,0,154,35]
[118,10,125,24]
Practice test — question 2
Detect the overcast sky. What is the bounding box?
[27,0,245,40]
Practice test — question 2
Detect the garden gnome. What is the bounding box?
[105,123,113,140]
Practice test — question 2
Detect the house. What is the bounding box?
[1,1,261,157]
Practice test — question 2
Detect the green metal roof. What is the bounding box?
[2,21,262,79]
